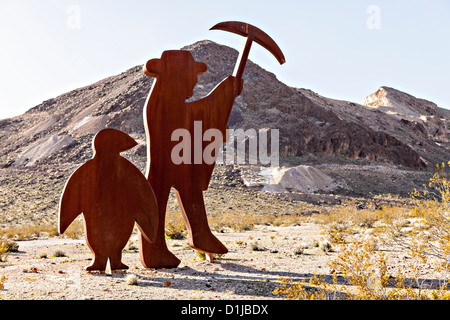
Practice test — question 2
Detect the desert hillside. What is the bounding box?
[1,41,447,226]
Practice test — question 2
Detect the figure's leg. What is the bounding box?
[139,184,181,268]
[174,187,228,255]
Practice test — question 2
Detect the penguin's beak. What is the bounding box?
[118,132,138,153]
[93,128,138,155]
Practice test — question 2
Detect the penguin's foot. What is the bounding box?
[85,257,108,271]
[110,260,129,270]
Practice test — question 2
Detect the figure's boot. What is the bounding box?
[175,188,228,255]
[139,231,181,269]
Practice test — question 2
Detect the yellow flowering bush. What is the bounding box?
[275,162,450,300]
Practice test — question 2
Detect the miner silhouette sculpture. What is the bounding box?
[139,21,285,268]
[58,128,158,271]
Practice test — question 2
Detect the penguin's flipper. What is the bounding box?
[58,166,86,234]
[134,183,159,244]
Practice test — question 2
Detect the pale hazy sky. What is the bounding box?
[1,0,449,120]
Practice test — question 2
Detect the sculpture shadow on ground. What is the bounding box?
[88,256,448,299]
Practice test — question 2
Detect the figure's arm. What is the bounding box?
[202,76,243,104]
[187,76,243,134]
[216,75,243,99]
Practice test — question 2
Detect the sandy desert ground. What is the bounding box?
[0,223,334,300]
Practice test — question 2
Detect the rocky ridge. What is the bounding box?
[2,40,448,172]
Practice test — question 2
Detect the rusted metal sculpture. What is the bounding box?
[139,21,285,268]
[59,128,158,271]
[210,21,286,79]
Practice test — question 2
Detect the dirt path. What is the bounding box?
[0,223,334,300]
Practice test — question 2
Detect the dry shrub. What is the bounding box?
[165,210,186,240]
[275,163,450,300]
[273,274,340,300]
[52,250,66,257]
[396,162,450,262]
[275,236,450,300]
[0,223,58,239]
[0,239,20,262]
[208,210,304,232]
[208,209,259,232]
[270,213,303,227]
[63,216,84,239]
[154,208,304,241]
[126,274,138,285]
[0,241,11,262]
[0,275,5,289]
[314,200,410,245]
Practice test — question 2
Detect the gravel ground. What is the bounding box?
[0,223,335,300]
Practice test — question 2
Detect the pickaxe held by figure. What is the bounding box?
[210,21,286,79]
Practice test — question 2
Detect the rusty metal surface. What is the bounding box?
[140,22,284,269]
[59,128,158,271]
[139,50,242,268]
[58,21,284,271]
[210,21,286,78]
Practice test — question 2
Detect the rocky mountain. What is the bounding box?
[0,40,449,172]
[364,86,450,162]
[301,86,450,168]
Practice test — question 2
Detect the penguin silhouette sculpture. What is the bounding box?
[58,128,158,271]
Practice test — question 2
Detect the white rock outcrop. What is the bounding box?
[13,135,75,167]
